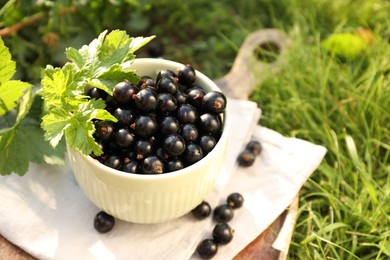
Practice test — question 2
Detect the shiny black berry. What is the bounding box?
[183,143,203,165]
[246,140,262,156]
[138,77,157,91]
[227,193,244,209]
[86,87,107,100]
[131,115,157,138]
[177,64,196,86]
[157,76,178,94]
[121,160,140,173]
[191,201,211,220]
[141,155,164,174]
[162,134,186,156]
[175,90,188,105]
[180,124,199,142]
[157,93,177,114]
[237,149,255,167]
[113,107,136,126]
[114,128,135,148]
[196,239,218,259]
[158,116,180,136]
[133,88,158,112]
[165,159,184,172]
[94,121,115,141]
[213,204,234,222]
[212,223,234,245]
[186,86,205,109]
[94,211,115,233]
[156,69,177,83]
[198,134,217,155]
[177,104,198,124]
[147,40,164,57]
[156,147,170,161]
[199,113,221,135]
[103,155,121,169]
[202,91,227,114]
[113,81,139,105]
[134,139,154,159]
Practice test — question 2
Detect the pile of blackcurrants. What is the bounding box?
[87,64,227,174]
[192,192,244,259]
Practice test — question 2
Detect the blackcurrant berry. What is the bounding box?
[158,116,180,136]
[227,193,244,209]
[131,115,157,138]
[213,204,234,222]
[157,76,178,94]
[123,151,137,162]
[186,86,205,109]
[165,159,184,172]
[191,201,211,220]
[237,149,255,167]
[202,91,227,114]
[121,160,140,174]
[198,134,217,155]
[94,121,115,141]
[212,223,234,245]
[113,107,136,126]
[141,155,164,174]
[156,69,177,83]
[196,239,218,259]
[86,87,107,100]
[138,77,157,91]
[199,113,221,135]
[162,134,186,156]
[183,143,203,165]
[177,104,198,124]
[156,147,170,161]
[246,140,262,156]
[134,139,154,159]
[180,124,199,142]
[113,81,139,105]
[103,154,121,169]
[175,90,188,105]
[157,93,177,114]
[133,88,158,112]
[177,64,196,86]
[94,211,115,233]
[114,128,135,148]
[105,95,119,114]
[147,40,165,57]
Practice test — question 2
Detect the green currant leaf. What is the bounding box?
[41,108,72,148]
[40,63,84,110]
[0,80,32,116]
[64,99,116,155]
[0,123,65,176]
[0,37,16,84]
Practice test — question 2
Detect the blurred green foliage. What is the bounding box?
[1,0,389,83]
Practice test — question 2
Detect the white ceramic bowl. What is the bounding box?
[67,58,230,224]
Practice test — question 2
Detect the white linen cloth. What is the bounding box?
[0,98,326,259]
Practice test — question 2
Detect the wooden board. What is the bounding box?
[0,29,298,259]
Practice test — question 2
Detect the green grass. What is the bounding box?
[245,2,390,259]
[2,0,390,258]
[250,31,390,258]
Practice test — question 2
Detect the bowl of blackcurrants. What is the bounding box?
[67,58,230,224]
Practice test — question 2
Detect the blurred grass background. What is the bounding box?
[1,0,390,258]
